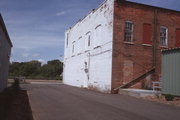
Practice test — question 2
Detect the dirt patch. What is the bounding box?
[0,85,33,120]
[143,95,180,107]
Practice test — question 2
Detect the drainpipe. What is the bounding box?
[87,53,90,81]
[152,9,158,81]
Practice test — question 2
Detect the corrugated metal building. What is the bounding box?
[0,14,13,92]
[161,48,180,96]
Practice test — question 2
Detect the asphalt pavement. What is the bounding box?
[22,83,180,120]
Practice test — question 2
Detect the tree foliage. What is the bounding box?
[9,60,63,80]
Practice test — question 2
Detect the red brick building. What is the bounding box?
[112,0,180,93]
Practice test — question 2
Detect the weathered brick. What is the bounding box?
[112,1,180,91]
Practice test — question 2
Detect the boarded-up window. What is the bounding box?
[123,60,134,83]
[175,29,180,47]
[85,32,91,50]
[94,24,102,47]
[143,23,152,44]
[72,41,75,54]
[77,36,83,54]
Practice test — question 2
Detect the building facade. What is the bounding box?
[64,0,180,93]
[0,14,13,92]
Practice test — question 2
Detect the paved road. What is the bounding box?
[23,83,180,120]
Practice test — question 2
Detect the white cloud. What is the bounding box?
[21,53,40,58]
[22,53,30,57]
[38,59,46,64]
[56,11,66,16]
[32,53,40,57]
[13,35,64,50]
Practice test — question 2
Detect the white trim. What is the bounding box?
[160,26,168,47]
[142,44,152,47]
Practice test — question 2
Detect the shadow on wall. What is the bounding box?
[0,79,34,120]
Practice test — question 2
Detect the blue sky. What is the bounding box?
[0,0,179,63]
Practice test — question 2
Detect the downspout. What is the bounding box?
[152,9,158,80]
[87,52,90,81]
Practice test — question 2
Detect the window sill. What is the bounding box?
[124,42,134,45]
[160,46,168,49]
[77,53,82,55]
[142,44,152,47]
[94,46,101,49]
[85,50,90,53]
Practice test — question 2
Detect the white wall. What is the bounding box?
[63,0,114,93]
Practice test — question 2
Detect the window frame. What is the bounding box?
[124,21,134,43]
[94,24,102,48]
[160,26,168,47]
[72,41,75,54]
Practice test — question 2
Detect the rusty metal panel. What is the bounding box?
[161,48,180,96]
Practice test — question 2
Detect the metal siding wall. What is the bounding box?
[0,24,11,92]
[162,49,180,96]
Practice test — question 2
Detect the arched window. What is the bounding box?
[85,31,91,50]
[94,24,102,47]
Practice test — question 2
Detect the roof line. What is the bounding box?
[126,1,180,13]
[0,13,13,47]
[66,0,180,32]
[161,47,180,52]
[66,0,108,32]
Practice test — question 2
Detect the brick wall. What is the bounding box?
[111,0,180,92]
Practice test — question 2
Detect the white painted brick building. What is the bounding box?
[64,0,180,93]
[63,0,114,93]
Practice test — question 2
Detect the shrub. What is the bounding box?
[164,94,175,101]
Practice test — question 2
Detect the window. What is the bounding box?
[88,35,91,46]
[66,33,69,48]
[175,29,180,47]
[124,21,133,42]
[72,41,75,53]
[94,24,102,47]
[160,26,168,46]
[85,32,91,50]
[143,23,152,45]
[77,36,83,54]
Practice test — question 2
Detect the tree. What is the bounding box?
[9,60,63,80]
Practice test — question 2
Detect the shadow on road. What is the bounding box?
[0,82,33,120]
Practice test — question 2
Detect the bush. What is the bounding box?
[164,94,175,101]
